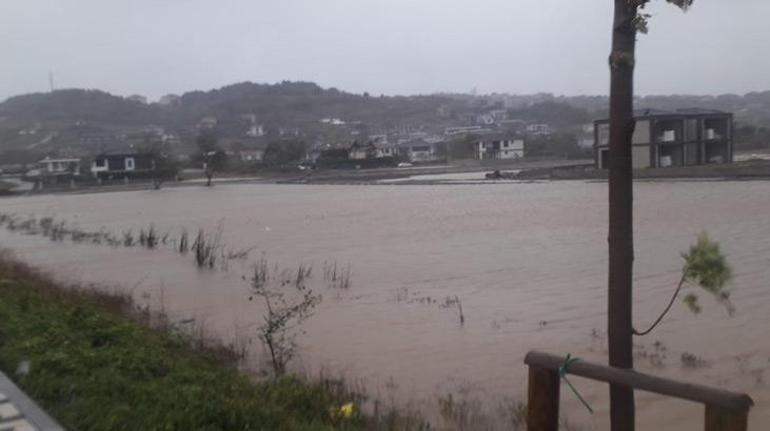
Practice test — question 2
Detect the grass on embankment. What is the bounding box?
[0,253,360,431]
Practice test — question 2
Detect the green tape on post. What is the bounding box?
[558,354,594,414]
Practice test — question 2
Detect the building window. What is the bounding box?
[125,158,135,170]
[598,124,610,146]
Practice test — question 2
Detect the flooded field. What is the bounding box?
[1,180,769,430]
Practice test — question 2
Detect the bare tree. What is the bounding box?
[249,259,320,376]
[606,1,693,429]
[196,131,225,187]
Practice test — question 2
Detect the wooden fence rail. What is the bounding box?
[525,351,754,431]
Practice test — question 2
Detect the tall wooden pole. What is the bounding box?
[608,1,637,430]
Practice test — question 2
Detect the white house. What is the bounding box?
[444,126,484,136]
[91,153,153,178]
[320,118,346,125]
[476,137,524,160]
[239,149,265,162]
[246,124,265,138]
[38,157,81,174]
[476,114,495,125]
[23,157,82,184]
[578,123,595,149]
[398,140,446,162]
[525,123,552,136]
[348,141,379,160]
[375,142,397,158]
[198,116,218,129]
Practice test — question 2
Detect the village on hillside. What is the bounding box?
[1,83,769,190]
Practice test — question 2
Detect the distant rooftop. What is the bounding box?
[476,133,523,142]
[633,108,672,117]
[596,108,730,123]
[673,107,727,115]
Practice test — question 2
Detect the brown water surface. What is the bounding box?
[1,181,769,430]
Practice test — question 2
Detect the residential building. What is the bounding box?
[578,124,595,149]
[476,136,524,160]
[375,142,398,158]
[348,142,377,160]
[91,153,154,179]
[161,133,181,145]
[498,119,527,131]
[80,132,124,148]
[198,117,218,129]
[593,108,733,169]
[397,140,446,163]
[320,118,346,125]
[246,124,265,137]
[490,109,509,121]
[157,94,180,107]
[18,123,41,135]
[37,157,80,176]
[437,105,452,118]
[525,123,553,136]
[444,126,484,136]
[239,149,265,162]
[476,114,496,125]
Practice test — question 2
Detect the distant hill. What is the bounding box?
[0,82,460,129]
[1,81,769,159]
[167,81,462,130]
[3,82,770,130]
[0,89,158,125]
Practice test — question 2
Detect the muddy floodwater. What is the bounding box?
[1,181,769,430]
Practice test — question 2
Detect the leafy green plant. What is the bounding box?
[635,232,734,336]
[681,233,734,313]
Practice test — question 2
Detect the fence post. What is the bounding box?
[705,405,748,431]
[527,366,560,431]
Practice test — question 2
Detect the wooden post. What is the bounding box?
[526,351,752,430]
[705,405,748,431]
[527,366,560,431]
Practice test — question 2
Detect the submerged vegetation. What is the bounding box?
[0,253,358,430]
[0,213,353,281]
[138,224,159,248]
[192,225,223,268]
[250,258,322,376]
[323,261,352,290]
[0,252,468,430]
[0,212,546,430]
[0,213,256,272]
[0,212,355,289]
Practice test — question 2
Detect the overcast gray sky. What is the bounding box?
[1,0,768,101]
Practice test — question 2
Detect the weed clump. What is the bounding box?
[192,227,222,268]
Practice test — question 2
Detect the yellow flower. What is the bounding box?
[339,403,354,418]
[329,402,355,420]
